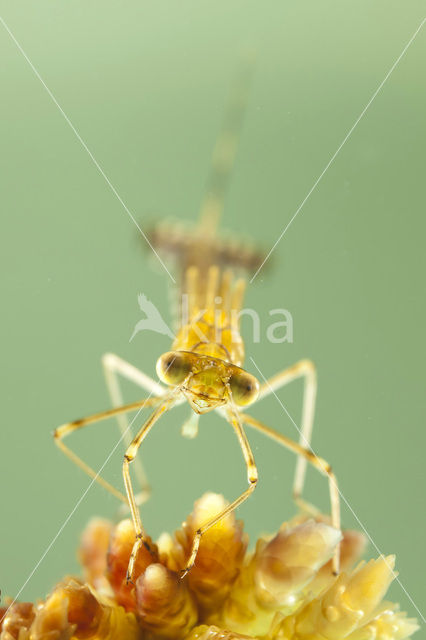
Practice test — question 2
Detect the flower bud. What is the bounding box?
[27,579,141,640]
[136,564,197,639]
[185,625,254,640]
[0,602,35,640]
[30,588,75,640]
[78,518,113,594]
[292,556,397,639]
[347,606,419,640]
[254,520,342,608]
[107,519,158,611]
[310,528,367,596]
[344,556,396,617]
[221,521,341,636]
[172,493,247,614]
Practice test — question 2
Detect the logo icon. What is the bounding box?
[129,294,175,342]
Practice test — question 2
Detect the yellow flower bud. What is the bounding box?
[221,521,341,636]
[136,564,198,639]
[171,493,248,615]
[2,495,416,640]
[24,579,141,640]
[347,606,419,640]
[185,625,254,640]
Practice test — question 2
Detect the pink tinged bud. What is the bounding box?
[78,518,113,594]
[136,564,198,639]
[254,521,342,608]
[220,522,341,637]
[107,519,158,612]
[309,528,368,597]
[339,530,368,572]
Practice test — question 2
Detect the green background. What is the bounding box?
[1,0,425,623]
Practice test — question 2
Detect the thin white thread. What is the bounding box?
[251,18,426,282]
[0,401,149,623]
[0,15,176,284]
[1,8,424,625]
[2,354,183,620]
[249,356,425,623]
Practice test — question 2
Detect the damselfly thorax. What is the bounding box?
[174,266,246,366]
[156,264,259,415]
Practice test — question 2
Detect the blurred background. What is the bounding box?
[0,0,425,620]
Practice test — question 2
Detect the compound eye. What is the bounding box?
[156,351,192,386]
[229,371,259,406]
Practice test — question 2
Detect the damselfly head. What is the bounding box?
[183,368,228,414]
[156,350,259,413]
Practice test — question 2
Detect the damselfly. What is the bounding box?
[54,61,340,581]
